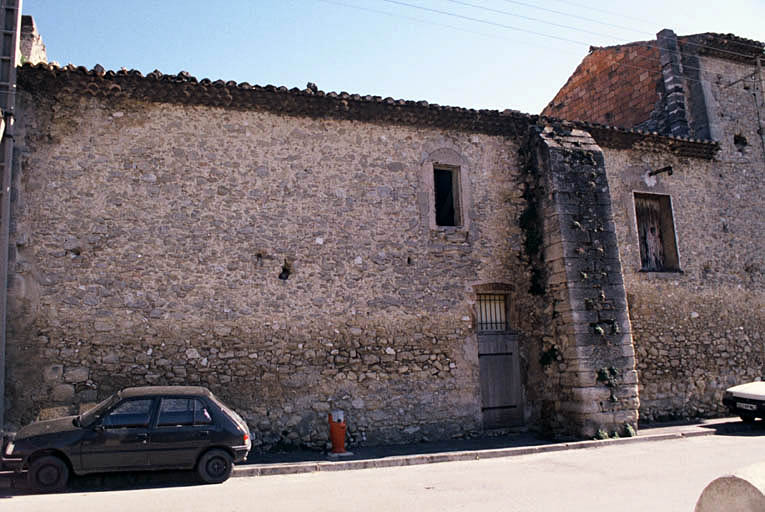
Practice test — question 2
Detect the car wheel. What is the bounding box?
[740,413,757,423]
[196,449,233,484]
[27,455,69,492]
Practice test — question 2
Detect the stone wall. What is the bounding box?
[699,55,765,162]
[603,129,764,420]
[5,90,540,448]
[545,33,765,424]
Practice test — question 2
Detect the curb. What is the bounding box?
[232,428,720,478]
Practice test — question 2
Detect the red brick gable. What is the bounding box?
[542,43,661,129]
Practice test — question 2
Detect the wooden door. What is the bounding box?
[479,333,522,429]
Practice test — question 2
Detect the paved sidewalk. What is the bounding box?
[234,417,764,477]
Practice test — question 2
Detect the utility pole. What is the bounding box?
[0,0,22,432]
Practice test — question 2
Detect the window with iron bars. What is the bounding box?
[477,294,508,332]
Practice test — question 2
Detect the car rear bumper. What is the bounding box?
[232,445,249,463]
[723,395,764,417]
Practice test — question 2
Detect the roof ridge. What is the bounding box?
[23,61,535,120]
[18,62,718,159]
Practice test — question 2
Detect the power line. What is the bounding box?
[376,0,712,81]
[315,0,580,55]
[445,0,628,42]
[500,0,765,55]
[448,0,761,66]
[443,0,706,77]
[418,0,762,80]
[497,0,650,37]
[545,0,658,27]
[379,0,594,47]
[313,0,759,98]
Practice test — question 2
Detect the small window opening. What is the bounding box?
[434,166,460,227]
[734,134,748,152]
[477,294,508,332]
[634,193,680,272]
[278,259,291,280]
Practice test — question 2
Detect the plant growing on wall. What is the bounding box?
[596,366,620,402]
[539,345,561,367]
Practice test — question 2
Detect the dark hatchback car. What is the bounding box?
[1,386,251,491]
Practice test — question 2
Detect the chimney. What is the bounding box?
[20,15,47,65]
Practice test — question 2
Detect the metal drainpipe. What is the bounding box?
[0,0,22,432]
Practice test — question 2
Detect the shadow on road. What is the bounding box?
[697,419,765,436]
[0,469,207,498]
[245,430,548,465]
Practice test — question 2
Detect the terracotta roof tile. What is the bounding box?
[18,62,718,159]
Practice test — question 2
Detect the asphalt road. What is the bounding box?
[2,432,764,511]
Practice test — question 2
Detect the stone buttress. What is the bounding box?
[527,123,639,437]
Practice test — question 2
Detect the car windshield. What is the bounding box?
[78,394,119,427]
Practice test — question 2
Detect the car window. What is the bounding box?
[79,394,119,427]
[157,398,213,427]
[102,399,153,428]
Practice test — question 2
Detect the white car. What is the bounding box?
[723,382,765,422]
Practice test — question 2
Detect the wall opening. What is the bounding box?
[634,193,680,272]
[433,166,461,227]
[734,134,748,153]
[278,259,291,280]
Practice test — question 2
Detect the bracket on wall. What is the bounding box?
[648,165,673,177]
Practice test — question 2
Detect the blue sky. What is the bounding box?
[23,0,764,114]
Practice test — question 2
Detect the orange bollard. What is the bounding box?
[328,410,347,454]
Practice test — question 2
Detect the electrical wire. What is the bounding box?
[447,0,761,67]
[497,0,651,37]
[445,0,629,42]
[379,0,594,47]
[499,0,765,55]
[373,0,760,86]
[443,0,712,76]
[545,0,658,27]
[315,0,582,55]
[308,0,761,109]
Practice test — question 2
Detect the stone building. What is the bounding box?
[544,30,765,422]
[0,23,762,449]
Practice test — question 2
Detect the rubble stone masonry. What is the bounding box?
[6,90,539,448]
[6,48,758,445]
[603,53,765,419]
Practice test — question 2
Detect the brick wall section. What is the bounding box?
[543,43,661,130]
[525,124,638,437]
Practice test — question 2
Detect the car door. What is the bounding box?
[148,397,215,469]
[80,397,156,472]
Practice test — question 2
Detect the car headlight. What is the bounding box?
[4,441,14,456]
